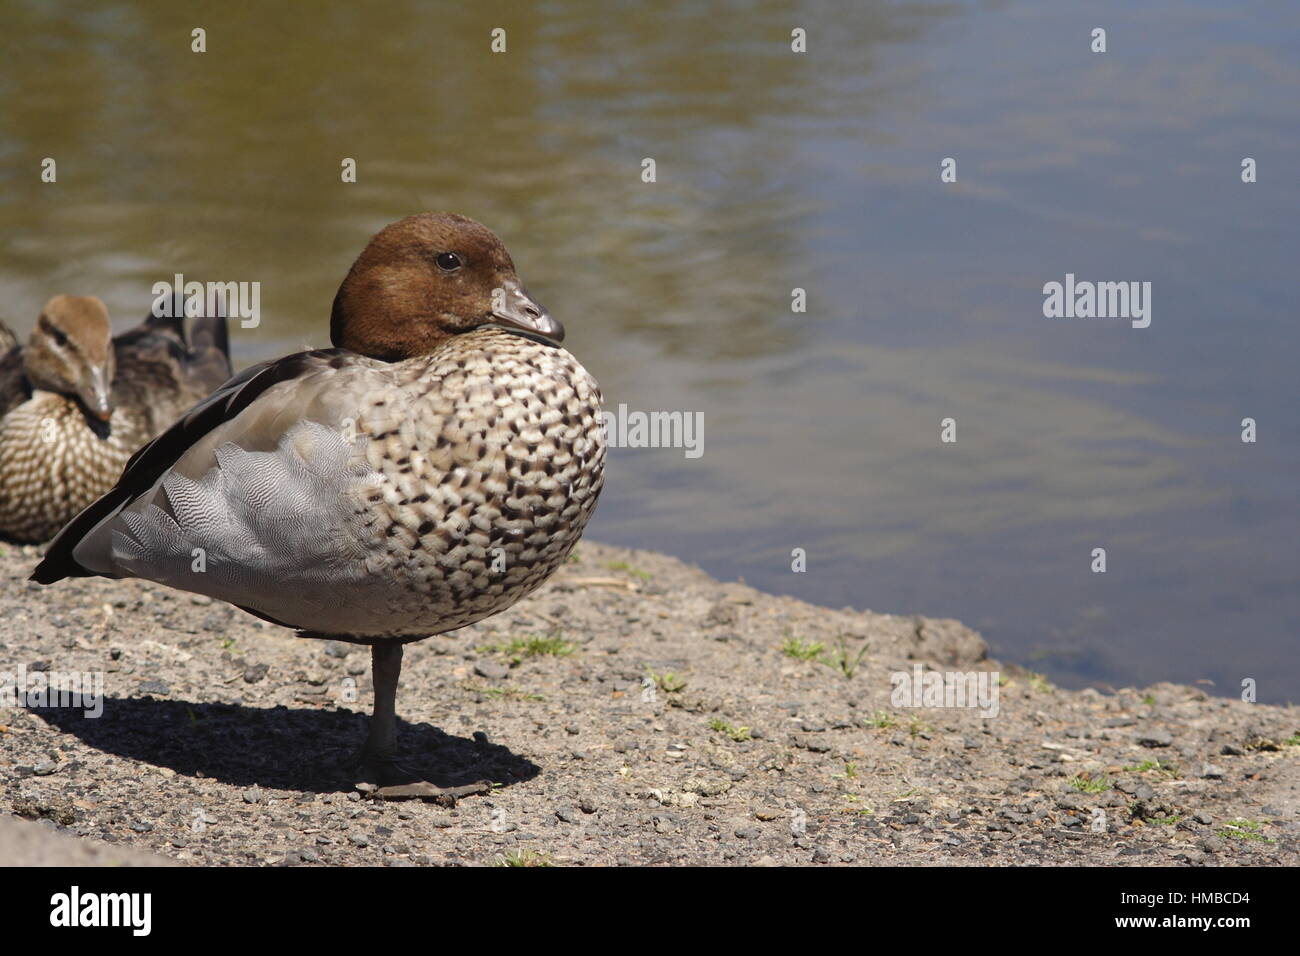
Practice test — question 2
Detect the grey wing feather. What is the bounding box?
[101,421,381,628]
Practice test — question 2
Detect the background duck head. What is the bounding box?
[23,294,115,426]
[329,212,563,361]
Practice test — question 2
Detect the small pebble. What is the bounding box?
[474,661,509,681]
[1136,730,1173,748]
[243,663,269,684]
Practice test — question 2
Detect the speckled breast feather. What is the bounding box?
[71,328,606,638]
[0,394,147,542]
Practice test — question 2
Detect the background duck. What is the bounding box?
[0,293,231,543]
[0,319,22,417]
[35,213,606,801]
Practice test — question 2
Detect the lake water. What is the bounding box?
[1,1,1296,700]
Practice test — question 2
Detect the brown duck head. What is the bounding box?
[24,294,115,421]
[330,212,561,360]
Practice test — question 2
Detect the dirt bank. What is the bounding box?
[1,539,1296,866]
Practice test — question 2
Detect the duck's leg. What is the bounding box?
[352,643,490,803]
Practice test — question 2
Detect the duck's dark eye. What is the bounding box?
[50,327,69,347]
[435,252,462,273]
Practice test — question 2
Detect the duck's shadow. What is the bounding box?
[34,696,539,795]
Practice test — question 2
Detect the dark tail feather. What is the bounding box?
[30,543,94,583]
[140,290,188,341]
[185,294,233,391]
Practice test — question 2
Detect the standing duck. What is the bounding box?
[0,294,231,542]
[34,213,607,800]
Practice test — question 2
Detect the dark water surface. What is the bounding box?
[2,2,1296,699]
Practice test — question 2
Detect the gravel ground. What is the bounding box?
[1,538,1296,867]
